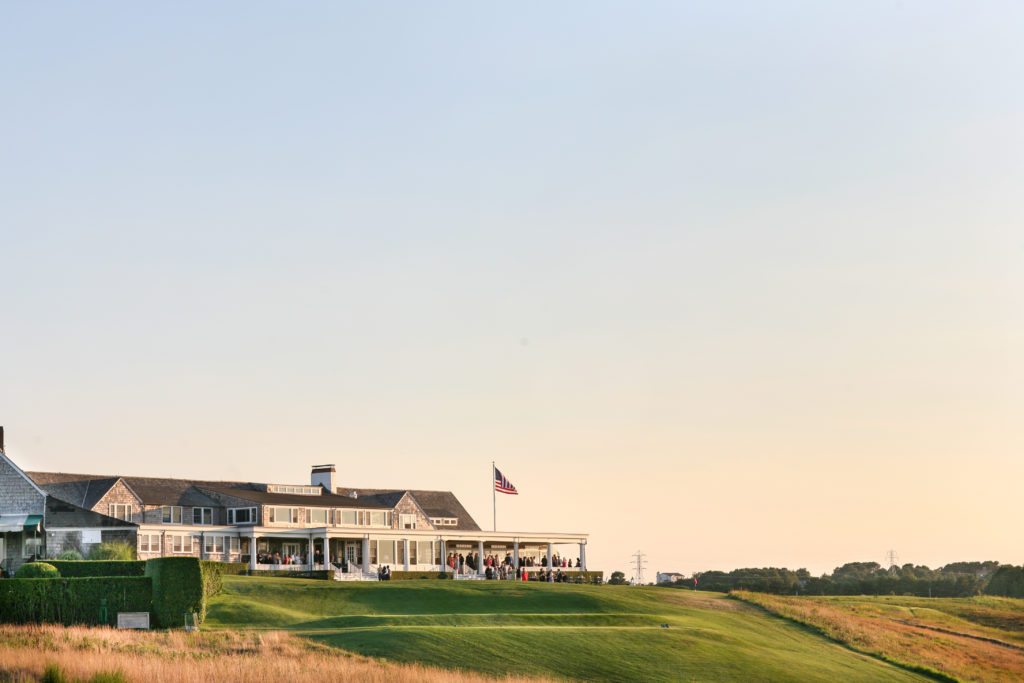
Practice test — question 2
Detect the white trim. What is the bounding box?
[46,526,137,532]
[109,503,132,522]
[0,450,49,498]
[160,505,183,524]
[227,507,257,525]
[192,507,213,525]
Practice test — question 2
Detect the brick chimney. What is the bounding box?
[311,464,336,493]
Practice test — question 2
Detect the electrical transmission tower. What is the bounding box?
[886,549,900,572]
[630,550,648,585]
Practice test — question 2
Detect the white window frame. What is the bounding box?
[109,503,132,521]
[227,507,256,525]
[138,534,158,553]
[308,508,328,525]
[400,513,416,529]
[161,505,183,524]
[23,536,41,558]
[204,535,225,554]
[229,537,240,554]
[269,507,299,524]
[171,534,192,554]
[192,507,213,525]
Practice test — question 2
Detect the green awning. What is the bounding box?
[24,515,42,532]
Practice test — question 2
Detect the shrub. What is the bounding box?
[146,557,205,628]
[16,562,61,579]
[57,549,84,561]
[88,542,136,561]
[0,577,152,625]
[47,561,145,578]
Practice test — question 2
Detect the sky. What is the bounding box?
[1,2,1021,577]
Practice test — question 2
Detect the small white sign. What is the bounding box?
[81,529,102,544]
[117,612,150,629]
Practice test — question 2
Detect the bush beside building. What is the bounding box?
[0,576,152,625]
[146,557,206,628]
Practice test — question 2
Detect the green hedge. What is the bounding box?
[389,571,451,580]
[199,561,248,597]
[257,569,332,580]
[46,561,145,577]
[0,577,151,625]
[145,557,205,628]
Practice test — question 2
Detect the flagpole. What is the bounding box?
[492,461,496,532]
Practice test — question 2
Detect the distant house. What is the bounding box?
[657,571,686,584]
[1,429,589,577]
[0,429,134,573]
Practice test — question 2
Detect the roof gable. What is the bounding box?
[45,496,136,528]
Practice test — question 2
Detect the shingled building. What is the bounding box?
[2,437,588,577]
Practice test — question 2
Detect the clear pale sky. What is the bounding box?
[1,3,1021,577]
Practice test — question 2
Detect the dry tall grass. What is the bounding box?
[0,625,549,683]
[734,591,1024,683]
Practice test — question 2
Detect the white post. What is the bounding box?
[513,539,519,570]
[403,539,410,571]
[546,543,552,570]
[249,532,257,571]
[362,536,370,573]
[440,538,447,574]
[478,540,485,576]
[579,542,586,571]
[323,534,330,570]
[307,535,314,570]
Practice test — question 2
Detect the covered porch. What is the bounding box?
[240,528,589,579]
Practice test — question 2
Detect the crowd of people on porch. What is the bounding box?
[256,550,307,565]
[445,551,581,580]
[254,547,327,566]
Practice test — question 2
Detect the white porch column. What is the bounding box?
[362,536,370,573]
[249,531,257,571]
[513,539,519,568]
[403,539,410,571]
[439,538,446,574]
[546,543,552,569]
[579,542,587,571]
[477,540,485,576]
[323,534,330,570]
[308,535,314,570]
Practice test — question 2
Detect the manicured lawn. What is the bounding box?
[207,577,928,682]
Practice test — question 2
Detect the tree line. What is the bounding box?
[655,561,1024,597]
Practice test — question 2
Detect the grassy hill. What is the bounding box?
[735,592,1024,683]
[206,576,929,682]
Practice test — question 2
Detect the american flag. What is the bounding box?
[494,466,518,495]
